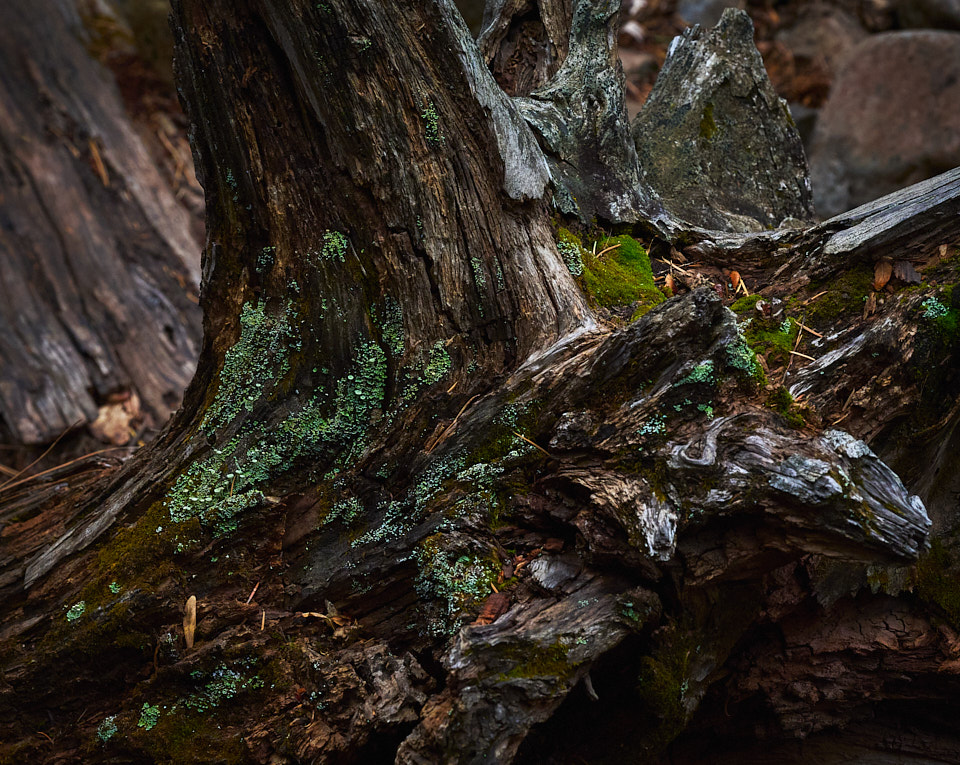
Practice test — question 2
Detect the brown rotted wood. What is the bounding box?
[0,0,201,447]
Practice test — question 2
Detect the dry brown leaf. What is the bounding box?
[873,259,893,291]
[89,392,141,445]
[664,273,675,295]
[894,260,921,284]
[183,595,197,650]
[729,271,741,291]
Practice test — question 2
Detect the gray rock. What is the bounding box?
[809,31,960,217]
[632,9,815,232]
[776,4,867,78]
[676,0,746,29]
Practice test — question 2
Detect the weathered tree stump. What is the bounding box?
[1,2,959,764]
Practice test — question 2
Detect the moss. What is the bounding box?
[556,230,665,315]
[730,293,763,314]
[635,627,695,752]
[698,102,717,140]
[912,537,960,629]
[495,639,573,682]
[581,235,665,314]
[743,315,799,367]
[806,265,874,324]
[766,385,804,428]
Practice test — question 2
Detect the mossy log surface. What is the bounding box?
[1,1,960,764]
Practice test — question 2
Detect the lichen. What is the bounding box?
[676,360,715,386]
[138,703,160,731]
[318,230,349,262]
[65,601,86,622]
[201,300,297,433]
[95,715,117,743]
[725,327,766,385]
[416,534,499,629]
[421,100,443,145]
[423,341,452,385]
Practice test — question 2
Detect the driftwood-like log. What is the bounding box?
[0,0,201,446]
[1,1,960,763]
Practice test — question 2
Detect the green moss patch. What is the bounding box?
[557,230,665,316]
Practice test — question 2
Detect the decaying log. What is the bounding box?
[1,1,960,763]
[0,0,201,446]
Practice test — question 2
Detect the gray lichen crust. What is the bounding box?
[632,8,815,232]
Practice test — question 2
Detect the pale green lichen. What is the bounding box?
[201,301,297,433]
[167,336,386,536]
[676,360,715,386]
[558,240,585,277]
[138,703,160,731]
[318,231,349,262]
[416,536,499,628]
[726,328,765,384]
[421,100,443,145]
[637,414,666,437]
[375,298,404,357]
[66,601,86,622]
[96,715,117,742]
[108,581,121,594]
[922,297,950,320]
[471,257,486,289]
[182,664,264,712]
[423,341,452,385]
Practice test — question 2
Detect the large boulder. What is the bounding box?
[632,8,815,232]
[809,30,960,217]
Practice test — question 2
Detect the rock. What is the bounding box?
[895,0,960,30]
[776,4,867,79]
[809,31,960,217]
[676,0,746,29]
[632,9,814,233]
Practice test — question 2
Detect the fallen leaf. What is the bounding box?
[729,271,741,291]
[873,259,893,290]
[664,273,675,295]
[894,260,921,284]
[89,391,141,445]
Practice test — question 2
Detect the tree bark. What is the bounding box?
[1,2,959,764]
[0,0,201,448]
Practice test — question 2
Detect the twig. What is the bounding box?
[796,322,823,338]
[0,446,132,495]
[596,242,621,258]
[89,138,109,186]
[512,430,551,457]
[789,350,816,361]
[245,581,260,605]
[831,412,850,426]
[261,610,266,630]
[0,419,83,491]
[802,290,828,305]
[0,462,17,477]
[425,394,479,454]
